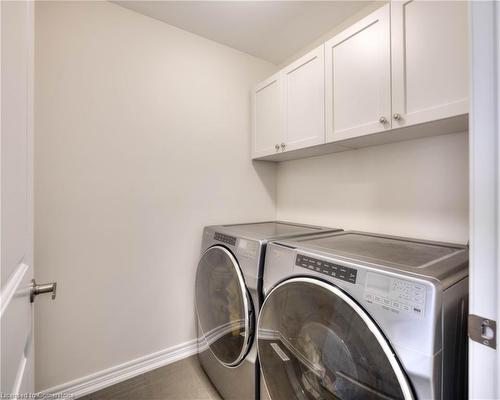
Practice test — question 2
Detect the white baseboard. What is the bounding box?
[41,339,199,399]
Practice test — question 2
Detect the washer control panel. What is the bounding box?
[296,254,357,284]
[364,272,426,317]
[214,232,237,246]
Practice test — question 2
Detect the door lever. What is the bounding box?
[30,279,57,303]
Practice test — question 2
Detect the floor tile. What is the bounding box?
[79,355,221,400]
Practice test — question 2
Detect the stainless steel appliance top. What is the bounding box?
[276,231,468,285]
[215,221,340,240]
[298,233,459,267]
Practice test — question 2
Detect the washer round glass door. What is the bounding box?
[195,245,253,367]
[257,277,414,400]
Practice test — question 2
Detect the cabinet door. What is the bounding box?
[391,1,468,129]
[252,73,283,158]
[281,45,325,152]
[325,4,391,142]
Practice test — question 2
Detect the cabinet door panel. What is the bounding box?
[282,45,325,152]
[252,73,283,158]
[325,4,391,142]
[391,1,469,128]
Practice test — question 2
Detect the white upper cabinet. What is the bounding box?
[325,4,391,142]
[252,73,283,158]
[251,1,469,161]
[281,45,325,152]
[391,1,469,128]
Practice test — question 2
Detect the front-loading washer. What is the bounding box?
[258,231,468,400]
[195,221,342,400]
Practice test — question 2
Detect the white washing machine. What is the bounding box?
[258,231,468,400]
[195,221,342,400]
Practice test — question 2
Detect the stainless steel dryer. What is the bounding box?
[195,222,342,400]
[258,231,468,400]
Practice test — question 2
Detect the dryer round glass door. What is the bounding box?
[257,277,414,400]
[195,245,254,367]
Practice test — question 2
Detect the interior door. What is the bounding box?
[252,73,283,158]
[1,0,35,394]
[325,4,391,142]
[391,1,469,129]
[281,45,325,153]
[257,277,414,400]
[195,246,254,367]
[468,1,500,398]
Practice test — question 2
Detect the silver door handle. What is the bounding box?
[30,279,57,303]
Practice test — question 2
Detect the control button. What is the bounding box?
[414,295,424,304]
[391,301,400,309]
[295,255,357,284]
[413,307,422,314]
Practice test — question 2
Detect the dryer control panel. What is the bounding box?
[214,232,237,246]
[364,272,426,317]
[213,232,259,259]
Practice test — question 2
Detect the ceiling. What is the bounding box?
[114,1,372,65]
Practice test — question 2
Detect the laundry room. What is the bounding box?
[1,1,497,400]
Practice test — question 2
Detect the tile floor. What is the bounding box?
[80,356,221,400]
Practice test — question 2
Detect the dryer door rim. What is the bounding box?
[195,245,253,368]
[257,276,415,400]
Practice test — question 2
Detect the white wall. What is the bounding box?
[277,132,469,244]
[34,1,276,391]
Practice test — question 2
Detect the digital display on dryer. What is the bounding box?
[296,254,357,284]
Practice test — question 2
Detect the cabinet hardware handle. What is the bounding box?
[379,116,387,124]
[281,143,286,150]
[275,144,280,151]
[393,113,402,121]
